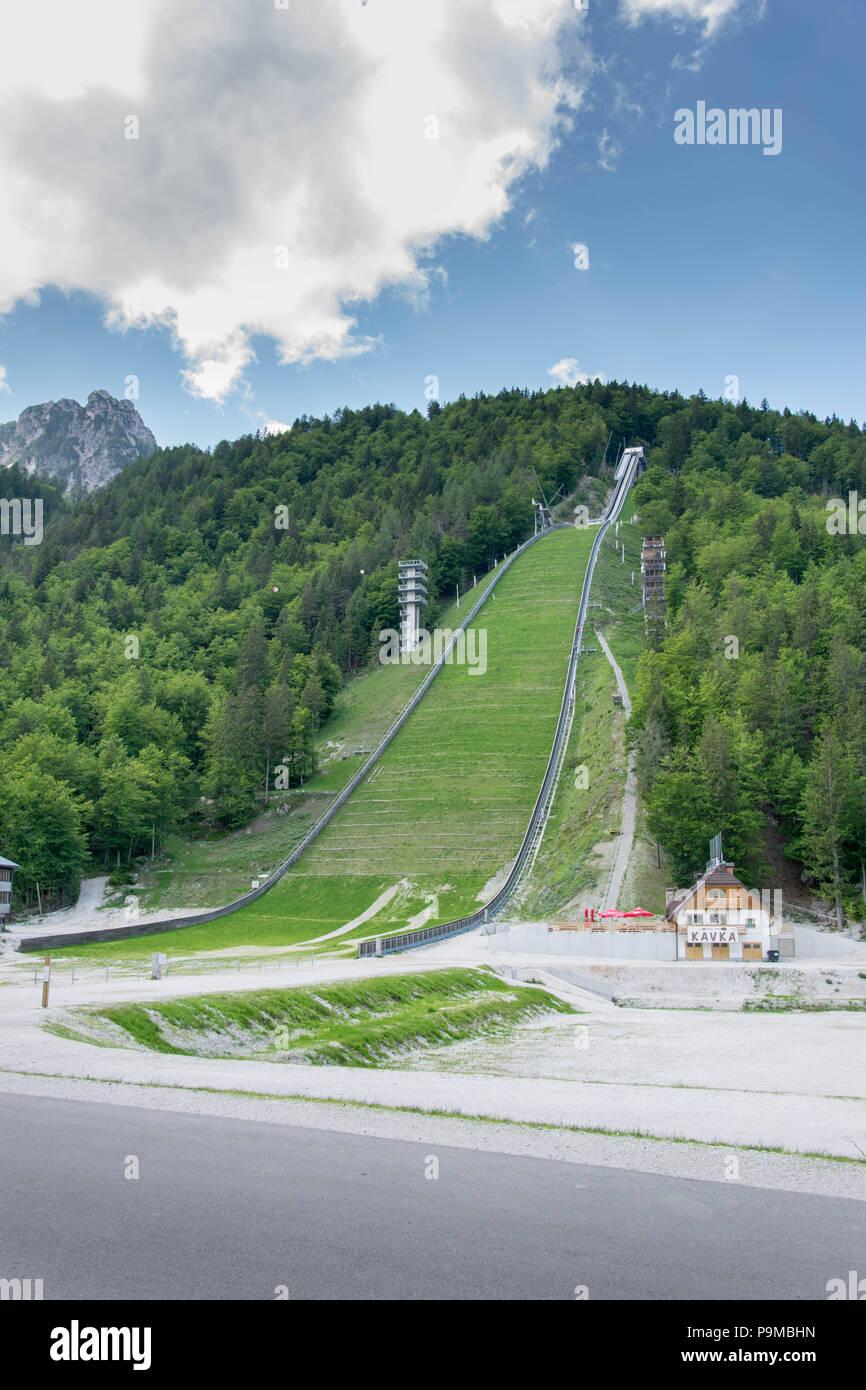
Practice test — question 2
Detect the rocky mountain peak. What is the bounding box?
[0,389,157,494]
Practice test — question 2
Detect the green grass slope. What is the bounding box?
[55,526,594,959]
[518,487,670,916]
[51,968,574,1066]
[129,580,488,913]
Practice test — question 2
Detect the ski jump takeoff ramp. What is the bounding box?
[19,449,644,956]
[357,446,645,955]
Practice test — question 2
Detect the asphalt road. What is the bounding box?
[1,1094,863,1300]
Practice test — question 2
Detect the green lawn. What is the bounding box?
[245,525,594,936]
[307,569,502,788]
[54,527,594,959]
[518,486,664,915]
[517,643,623,915]
[131,793,334,912]
[124,567,504,911]
[619,799,670,916]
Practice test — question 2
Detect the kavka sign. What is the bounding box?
[687,926,739,945]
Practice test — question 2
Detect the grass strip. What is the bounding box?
[52,967,574,1066]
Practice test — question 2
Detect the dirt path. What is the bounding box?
[5,875,199,947]
[3,877,109,946]
[304,883,401,943]
[594,627,636,911]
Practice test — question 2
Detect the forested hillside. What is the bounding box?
[628,404,866,924]
[0,381,863,915]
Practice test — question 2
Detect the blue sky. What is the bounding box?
[0,0,862,449]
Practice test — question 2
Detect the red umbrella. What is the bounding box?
[622,908,654,917]
[598,909,621,918]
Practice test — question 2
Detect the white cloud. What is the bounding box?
[260,416,292,438]
[0,0,152,102]
[597,128,623,171]
[617,0,763,68]
[617,0,747,38]
[548,357,605,388]
[670,50,705,73]
[0,365,10,394]
[523,206,549,248]
[611,79,646,121]
[0,0,587,402]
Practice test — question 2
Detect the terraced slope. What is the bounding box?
[57,526,594,958]
[253,525,594,939]
[307,533,590,878]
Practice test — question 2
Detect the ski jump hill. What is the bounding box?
[19,448,645,956]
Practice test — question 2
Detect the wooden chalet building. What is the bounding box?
[665,859,791,961]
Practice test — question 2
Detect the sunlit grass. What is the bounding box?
[54,968,575,1066]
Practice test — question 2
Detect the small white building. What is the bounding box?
[665,860,788,961]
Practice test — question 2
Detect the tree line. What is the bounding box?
[628,402,866,924]
[0,381,862,911]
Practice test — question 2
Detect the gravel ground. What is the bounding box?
[1,1068,863,1203]
[2,941,865,1179]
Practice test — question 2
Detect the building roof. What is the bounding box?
[0,856,19,868]
[665,861,763,921]
[704,865,741,886]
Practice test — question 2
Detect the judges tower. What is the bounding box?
[398,559,428,654]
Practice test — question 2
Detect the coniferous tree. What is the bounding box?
[799,725,854,929]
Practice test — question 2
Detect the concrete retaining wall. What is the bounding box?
[793,924,866,957]
[519,965,620,1000]
[487,924,678,960]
